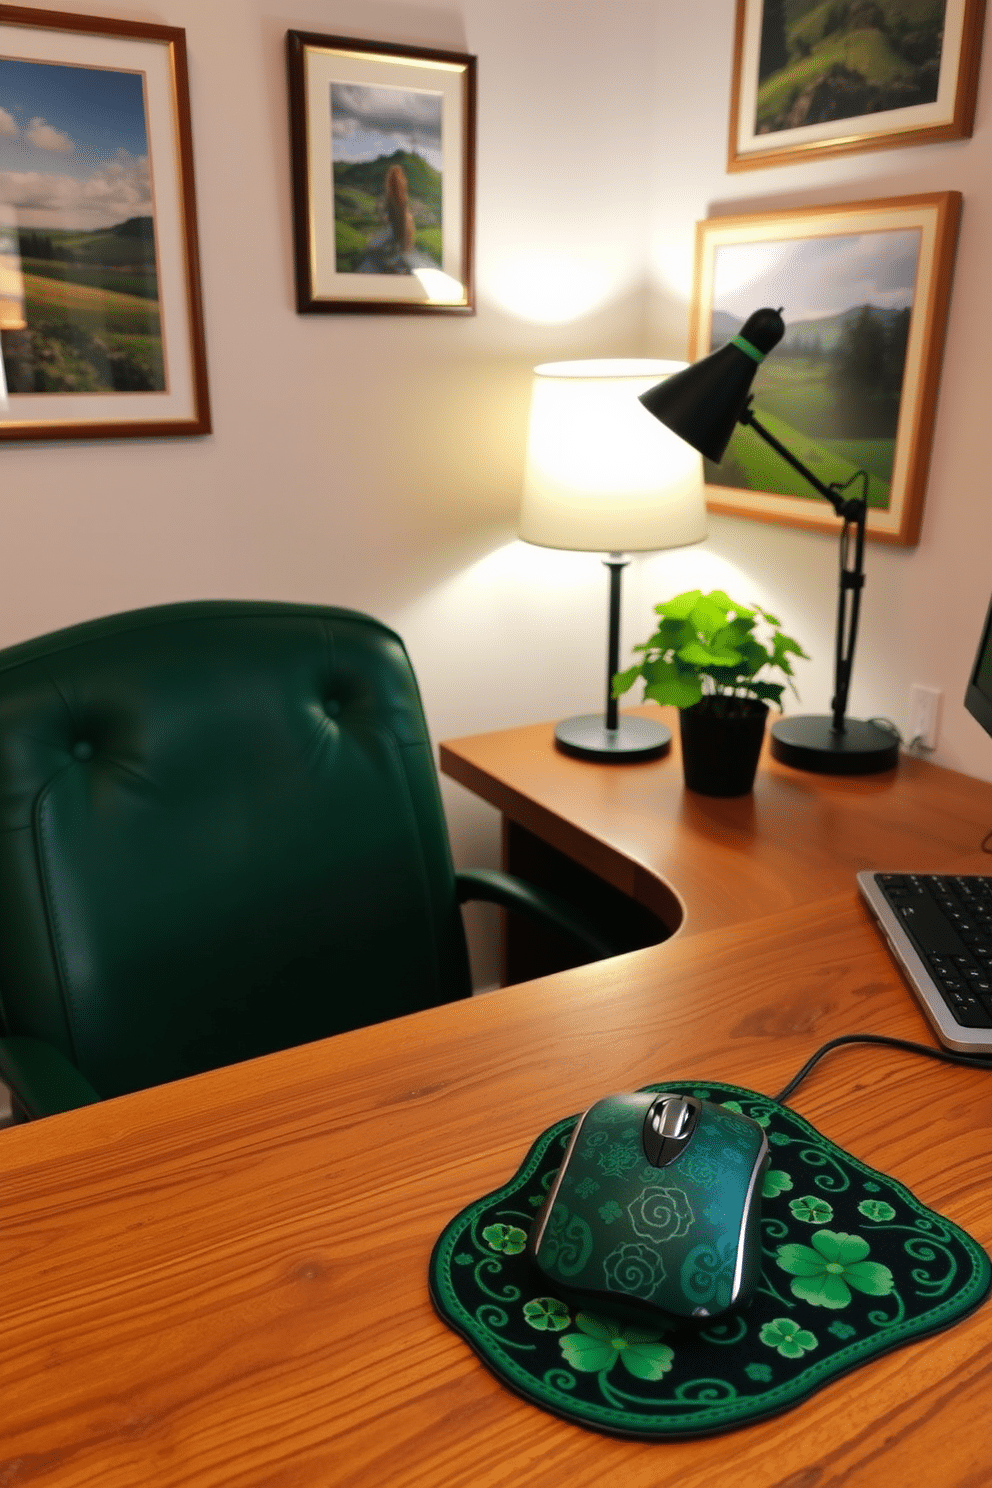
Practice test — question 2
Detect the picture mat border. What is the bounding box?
[690,192,962,547]
[728,0,987,172]
[0,5,210,440]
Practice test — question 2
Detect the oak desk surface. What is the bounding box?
[3,726,992,1487]
[440,706,992,937]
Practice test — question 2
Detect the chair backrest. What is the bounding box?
[0,601,471,1098]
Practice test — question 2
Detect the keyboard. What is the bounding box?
[857,872,992,1053]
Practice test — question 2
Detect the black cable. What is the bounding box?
[773,1032,992,1104]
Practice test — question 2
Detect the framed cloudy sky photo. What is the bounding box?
[729,0,987,171]
[0,6,209,441]
[287,32,476,314]
[689,193,961,545]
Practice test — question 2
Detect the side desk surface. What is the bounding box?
[2,720,992,1486]
[440,706,992,935]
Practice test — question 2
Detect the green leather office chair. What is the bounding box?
[0,600,618,1121]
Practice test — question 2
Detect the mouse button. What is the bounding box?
[585,1090,655,1130]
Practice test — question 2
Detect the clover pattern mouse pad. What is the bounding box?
[429,1082,991,1439]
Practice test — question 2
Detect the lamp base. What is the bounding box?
[770,714,899,776]
[554,713,671,763]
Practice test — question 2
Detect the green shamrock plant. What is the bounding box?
[613,589,808,717]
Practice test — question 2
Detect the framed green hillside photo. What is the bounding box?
[729,0,987,171]
[286,32,475,314]
[689,193,961,546]
[0,6,210,441]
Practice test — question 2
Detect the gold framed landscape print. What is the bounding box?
[729,0,986,171]
[287,31,476,315]
[689,193,961,546]
[0,5,210,441]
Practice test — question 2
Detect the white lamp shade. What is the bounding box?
[519,359,707,552]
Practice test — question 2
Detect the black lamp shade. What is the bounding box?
[639,308,785,463]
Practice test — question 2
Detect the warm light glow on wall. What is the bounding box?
[485,254,627,324]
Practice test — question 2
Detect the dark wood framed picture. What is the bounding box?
[689,192,962,546]
[728,0,987,171]
[0,5,210,441]
[286,31,476,315]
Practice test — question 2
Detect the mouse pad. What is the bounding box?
[429,1082,991,1439]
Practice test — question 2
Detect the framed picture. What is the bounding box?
[286,31,476,315]
[0,5,210,441]
[728,0,987,171]
[689,192,961,546]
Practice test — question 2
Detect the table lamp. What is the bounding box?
[638,311,899,776]
[519,359,707,762]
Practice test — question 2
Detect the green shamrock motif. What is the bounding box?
[598,1200,623,1224]
[482,1223,528,1256]
[759,1317,819,1359]
[858,1199,896,1222]
[559,1313,674,1381]
[722,1100,770,1128]
[789,1195,834,1225]
[763,1168,793,1198]
[777,1231,894,1309]
[744,1362,773,1383]
[828,1321,858,1340]
[523,1297,571,1332]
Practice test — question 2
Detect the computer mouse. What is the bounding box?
[529,1091,768,1325]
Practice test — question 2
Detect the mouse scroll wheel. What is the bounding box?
[651,1098,693,1140]
[643,1095,700,1167]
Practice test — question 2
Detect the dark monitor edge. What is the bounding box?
[965,589,992,741]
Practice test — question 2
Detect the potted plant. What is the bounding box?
[613,589,809,796]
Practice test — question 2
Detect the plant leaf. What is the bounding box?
[644,671,702,709]
[611,665,641,699]
[654,590,701,621]
[678,639,742,669]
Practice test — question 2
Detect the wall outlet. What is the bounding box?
[908,684,942,751]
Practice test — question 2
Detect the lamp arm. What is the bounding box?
[739,405,868,738]
[739,406,847,516]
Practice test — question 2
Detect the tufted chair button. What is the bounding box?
[72,741,94,761]
[324,699,341,719]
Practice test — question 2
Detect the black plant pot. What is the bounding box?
[679,699,769,798]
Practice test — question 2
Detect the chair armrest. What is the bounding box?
[455,867,622,961]
[0,1036,101,1120]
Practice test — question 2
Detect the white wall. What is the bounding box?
[2,1,991,990]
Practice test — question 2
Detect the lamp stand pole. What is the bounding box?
[739,407,898,775]
[554,554,672,763]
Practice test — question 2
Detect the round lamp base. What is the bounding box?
[554,713,671,763]
[770,715,899,776]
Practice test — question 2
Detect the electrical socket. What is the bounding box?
[908,684,941,751]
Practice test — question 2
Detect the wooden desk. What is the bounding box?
[440,706,992,938]
[3,728,992,1487]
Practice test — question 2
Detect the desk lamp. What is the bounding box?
[519,359,707,761]
[638,310,899,776]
